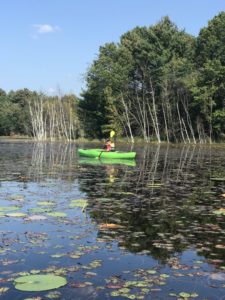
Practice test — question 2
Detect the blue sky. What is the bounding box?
[0,0,224,97]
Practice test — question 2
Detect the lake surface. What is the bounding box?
[0,141,225,299]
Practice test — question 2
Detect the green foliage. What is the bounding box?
[192,12,225,139]
[80,14,224,142]
[0,93,15,135]
[81,16,196,140]
[8,88,35,135]
[0,88,81,139]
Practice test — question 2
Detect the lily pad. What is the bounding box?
[37,201,55,206]
[30,207,51,213]
[0,287,9,293]
[6,212,26,217]
[47,212,67,218]
[26,215,48,221]
[0,206,20,211]
[179,292,193,298]
[14,274,67,291]
[9,194,24,201]
[69,199,88,210]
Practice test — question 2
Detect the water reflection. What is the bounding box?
[1,141,225,299]
[29,142,78,181]
[77,144,225,265]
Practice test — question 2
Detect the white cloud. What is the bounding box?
[47,87,56,94]
[33,24,60,34]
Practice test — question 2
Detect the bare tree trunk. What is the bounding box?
[121,93,134,143]
[181,118,190,143]
[176,102,186,143]
[162,101,169,143]
[180,96,196,144]
[28,94,45,141]
[149,77,161,143]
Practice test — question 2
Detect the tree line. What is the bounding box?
[0,13,225,143]
[81,13,225,143]
[0,88,80,141]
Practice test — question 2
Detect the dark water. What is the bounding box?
[0,141,225,300]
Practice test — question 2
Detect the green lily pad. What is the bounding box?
[179,292,191,298]
[14,274,67,291]
[30,207,51,213]
[37,201,55,206]
[47,212,67,217]
[9,194,24,201]
[190,293,198,298]
[147,269,157,274]
[0,206,20,211]
[70,199,88,210]
[6,212,26,217]
[45,290,62,298]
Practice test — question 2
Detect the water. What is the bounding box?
[0,141,225,299]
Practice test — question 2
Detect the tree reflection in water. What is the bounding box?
[1,141,225,299]
[6,141,225,265]
[77,144,225,265]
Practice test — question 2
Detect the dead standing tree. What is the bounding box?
[28,93,79,141]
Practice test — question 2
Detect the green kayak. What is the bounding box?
[78,148,136,159]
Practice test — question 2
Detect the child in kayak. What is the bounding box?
[104,139,116,151]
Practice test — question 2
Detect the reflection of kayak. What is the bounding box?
[78,157,136,167]
[78,149,136,159]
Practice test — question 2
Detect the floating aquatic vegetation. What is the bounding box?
[51,253,66,258]
[24,231,49,245]
[83,259,102,270]
[0,287,9,294]
[29,207,52,213]
[45,290,62,298]
[37,201,55,206]
[1,143,225,299]
[84,271,97,278]
[25,215,48,221]
[106,270,170,299]
[178,292,198,298]
[70,281,93,288]
[68,251,84,259]
[0,206,20,212]
[9,194,25,201]
[6,212,26,217]
[47,212,67,217]
[14,274,67,291]
[69,199,88,211]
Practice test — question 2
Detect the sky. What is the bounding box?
[0,0,225,97]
